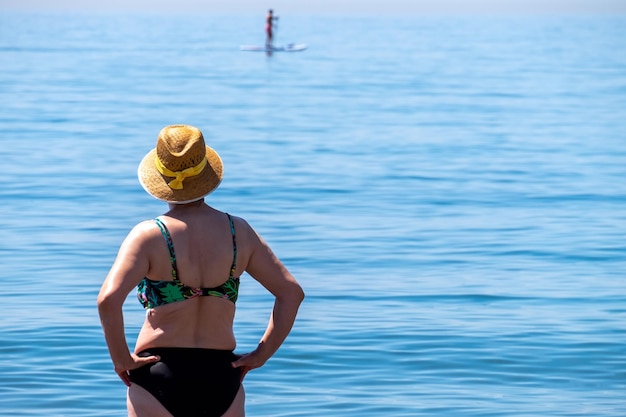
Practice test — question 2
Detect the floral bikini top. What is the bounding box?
[137,214,239,309]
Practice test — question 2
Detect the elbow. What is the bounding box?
[97,291,119,316]
[96,289,109,310]
[97,294,110,316]
[276,282,304,306]
[292,283,305,305]
[296,285,305,303]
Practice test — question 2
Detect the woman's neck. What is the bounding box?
[168,198,205,211]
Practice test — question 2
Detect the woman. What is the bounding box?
[265,9,278,48]
[98,125,304,417]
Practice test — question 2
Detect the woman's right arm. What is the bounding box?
[97,222,160,385]
[231,219,305,378]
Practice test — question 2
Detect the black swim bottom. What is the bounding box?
[129,347,242,417]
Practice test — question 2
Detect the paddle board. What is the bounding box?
[240,43,307,52]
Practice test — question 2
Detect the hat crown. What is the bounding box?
[156,125,206,172]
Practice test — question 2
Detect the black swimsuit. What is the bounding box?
[130,348,241,417]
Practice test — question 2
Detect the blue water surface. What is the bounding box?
[1,11,625,417]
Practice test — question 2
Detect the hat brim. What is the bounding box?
[138,145,223,203]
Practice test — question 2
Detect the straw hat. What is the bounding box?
[138,125,223,203]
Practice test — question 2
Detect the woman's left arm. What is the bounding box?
[97,223,160,385]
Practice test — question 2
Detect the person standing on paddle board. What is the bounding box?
[266,9,279,48]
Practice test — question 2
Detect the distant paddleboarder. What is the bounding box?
[240,9,306,53]
[265,9,279,48]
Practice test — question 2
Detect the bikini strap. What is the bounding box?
[226,213,237,278]
[154,218,180,282]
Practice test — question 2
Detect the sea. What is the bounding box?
[0,10,625,417]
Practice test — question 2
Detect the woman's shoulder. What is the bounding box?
[226,214,263,243]
[124,219,163,244]
[133,218,160,232]
[227,213,252,232]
